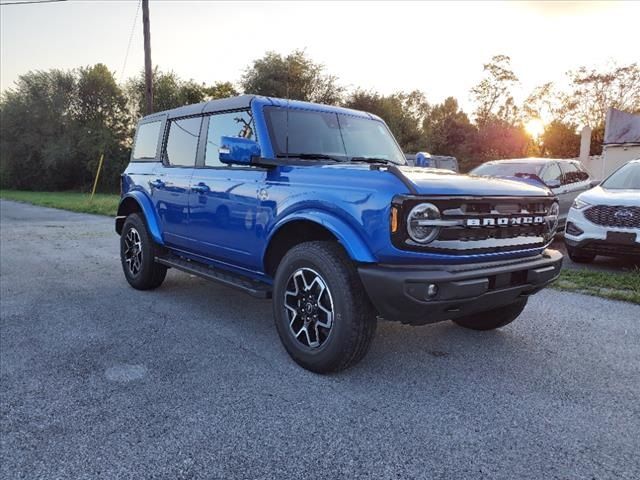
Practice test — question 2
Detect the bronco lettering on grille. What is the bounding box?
[465,216,545,227]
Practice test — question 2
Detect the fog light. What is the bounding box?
[565,221,583,236]
[426,284,438,299]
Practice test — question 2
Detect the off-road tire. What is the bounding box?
[452,298,528,331]
[567,246,596,264]
[120,213,167,290]
[272,241,377,373]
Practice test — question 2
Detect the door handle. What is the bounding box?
[149,179,165,189]
[191,183,210,194]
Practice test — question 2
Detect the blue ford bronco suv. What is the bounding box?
[116,95,562,373]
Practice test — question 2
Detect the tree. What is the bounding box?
[471,55,519,126]
[473,119,529,168]
[74,64,131,191]
[1,69,77,190]
[240,50,344,104]
[205,81,239,100]
[422,97,476,168]
[540,121,580,158]
[344,89,429,152]
[0,65,130,191]
[522,82,571,124]
[126,67,209,119]
[563,62,640,129]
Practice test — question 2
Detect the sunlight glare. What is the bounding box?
[525,118,545,138]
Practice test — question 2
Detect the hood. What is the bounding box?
[395,167,553,197]
[578,186,640,206]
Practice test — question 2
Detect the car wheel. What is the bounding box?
[272,241,377,373]
[567,246,596,263]
[120,213,167,290]
[452,298,528,331]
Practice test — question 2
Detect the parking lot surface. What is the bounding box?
[1,199,639,480]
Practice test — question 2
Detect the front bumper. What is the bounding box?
[564,208,640,258]
[358,249,563,325]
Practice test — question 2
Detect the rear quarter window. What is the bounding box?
[132,121,162,160]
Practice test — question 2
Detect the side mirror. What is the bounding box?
[219,136,261,166]
[545,179,561,189]
[589,179,601,188]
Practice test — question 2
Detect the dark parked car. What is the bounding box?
[471,158,595,227]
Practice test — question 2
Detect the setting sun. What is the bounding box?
[525,118,545,138]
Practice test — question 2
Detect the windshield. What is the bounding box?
[264,106,406,164]
[601,161,640,189]
[471,162,541,177]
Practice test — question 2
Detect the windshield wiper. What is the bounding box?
[349,156,392,165]
[276,153,342,161]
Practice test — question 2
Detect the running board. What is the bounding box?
[155,255,272,299]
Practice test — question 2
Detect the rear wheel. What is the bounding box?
[272,241,377,373]
[567,246,596,263]
[452,298,527,331]
[120,213,167,290]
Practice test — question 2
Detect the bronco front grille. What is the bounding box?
[584,205,640,228]
[392,196,556,255]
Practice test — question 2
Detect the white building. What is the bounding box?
[581,108,640,180]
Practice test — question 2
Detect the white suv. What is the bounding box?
[564,159,640,263]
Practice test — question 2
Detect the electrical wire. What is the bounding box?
[0,0,67,6]
[119,0,142,83]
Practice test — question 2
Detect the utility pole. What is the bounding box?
[142,0,153,115]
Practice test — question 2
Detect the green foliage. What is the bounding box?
[126,67,210,118]
[0,190,120,216]
[541,121,580,158]
[422,97,476,169]
[241,50,344,105]
[471,119,529,168]
[471,55,520,126]
[205,81,239,100]
[2,53,638,192]
[552,268,640,304]
[1,64,130,192]
[563,63,640,129]
[344,90,429,152]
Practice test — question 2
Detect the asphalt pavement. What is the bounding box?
[1,199,639,480]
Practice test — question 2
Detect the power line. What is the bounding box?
[0,0,67,6]
[119,0,141,83]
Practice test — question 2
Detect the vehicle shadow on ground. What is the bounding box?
[155,270,548,388]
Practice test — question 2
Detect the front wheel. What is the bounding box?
[272,241,377,373]
[452,298,528,331]
[120,213,167,290]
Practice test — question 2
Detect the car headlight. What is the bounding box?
[407,203,441,244]
[572,198,591,210]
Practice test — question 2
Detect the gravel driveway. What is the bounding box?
[1,199,639,480]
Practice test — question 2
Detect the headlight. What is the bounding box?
[407,203,441,244]
[572,198,591,210]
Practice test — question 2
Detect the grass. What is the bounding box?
[0,190,119,217]
[552,268,640,304]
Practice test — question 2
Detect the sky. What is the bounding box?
[1,0,639,112]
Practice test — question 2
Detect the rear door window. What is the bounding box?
[164,117,202,167]
[560,162,582,184]
[132,121,162,160]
